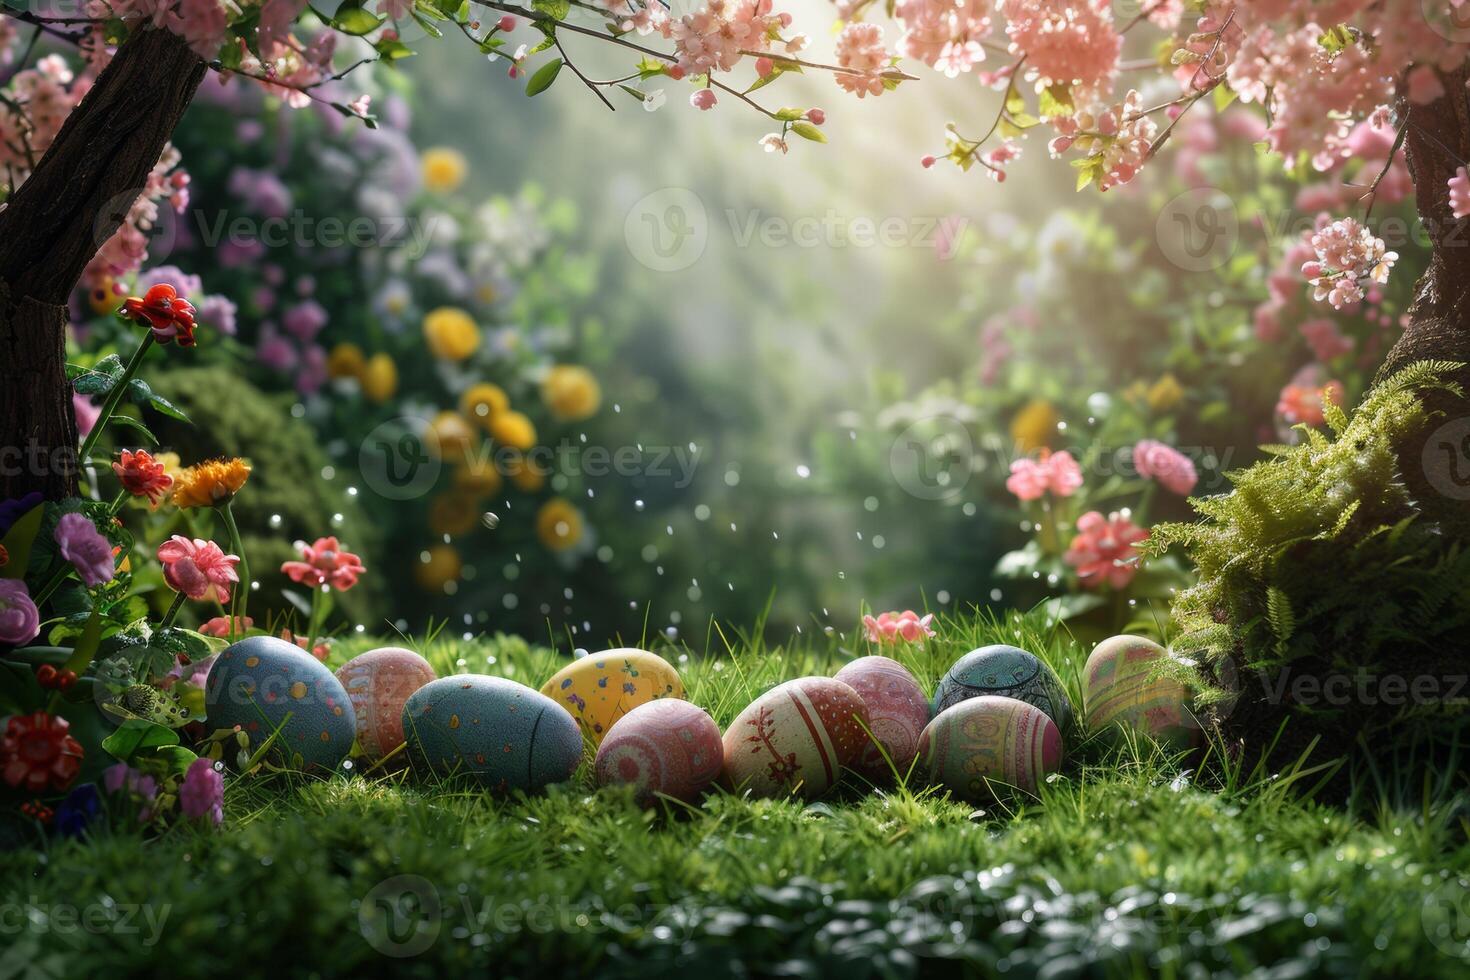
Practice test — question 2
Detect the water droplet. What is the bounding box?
[573,647,589,659]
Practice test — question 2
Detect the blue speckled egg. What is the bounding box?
[933,645,1074,734]
[205,635,356,772]
[402,675,583,792]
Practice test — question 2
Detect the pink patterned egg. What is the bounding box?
[918,696,1062,800]
[335,647,438,763]
[834,656,931,782]
[1082,634,1201,747]
[722,677,869,800]
[595,699,723,805]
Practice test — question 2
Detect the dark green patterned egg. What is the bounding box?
[933,645,1074,735]
[205,635,356,772]
[402,675,583,792]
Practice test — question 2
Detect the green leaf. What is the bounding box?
[1038,83,1073,118]
[525,58,563,97]
[107,414,158,446]
[101,718,179,764]
[774,107,807,121]
[531,0,570,19]
[376,37,416,61]
[789,121,826,144]
[331,1,384,34]
[0,500,44,580]
[70,354,125,396]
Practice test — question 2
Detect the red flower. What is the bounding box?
[281,536,365,592]
[2,712,84,793]
[112,449,174,505]
[120,283,198,347]
[1064,510,1149,591]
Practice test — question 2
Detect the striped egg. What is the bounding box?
[402,675,583,792]
[918,695,1062,800]
[933,645,1074,735]
[205,635,355,773]
[722,677,868,800]
[334,647,437,764]
[595,699,723,805]
[833,656,931,781]
[1082,635,1199,746]
[540,648,684,744]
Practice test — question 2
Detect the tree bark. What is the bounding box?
[1376,66,1470,532]
[0,26,205,502]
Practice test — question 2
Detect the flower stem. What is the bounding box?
[220,502,250,637]
[78,333,154,468]
[158,590,187,631]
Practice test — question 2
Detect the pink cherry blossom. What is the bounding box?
[690,88,717,111]
[1450,167,1470,220]
[1132,441,1197,496]
[862,609,936,644]
[834,22,890,99]
[1064,511,1148,591]
[1006,449,1083,502]
[1302,217,1397,310]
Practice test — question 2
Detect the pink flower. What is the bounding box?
[103,763,158,801]
[1064,511,1148,591]
[55,512,115,587]
[0,579,40,646]
[179,757,223,826]
[1302,217,1397,310]
[73,394,100,438]
[377,0,413,18]
[1299,317,1354,362]
[1132,440,1197,496]
[1450,167,1470,220]
[834,22,890,98]
[280,536,365,592]
[1006,449,1083,502]
[1001,0,1121,94]
[862,609,936,644]
[198,616,254,638]
[1276,379,1344,428]
[690,88,717,111]
[157,536,240,603]
[282,300,328,342]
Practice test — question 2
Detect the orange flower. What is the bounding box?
[112,449,174,505]
[172,458,251,509]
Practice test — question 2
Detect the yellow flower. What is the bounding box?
[327,342,366,381]
[361,353,399,403]
[503,453,546,493]
[1010,399,1058,454]
[488,410,536,451]
[172,458,252,509]
[536,498,583,552]
[422,306,480,362]
[454,456,504,497]
[415,544,462,592]
[541,365,601,422]
[425,411,476,462]
[1147,373,1184,413]
[460,383,510,425]
[421,147,468,193]
[1122,380,1149,405]
[428,491,482,537]
[88,277,123,316]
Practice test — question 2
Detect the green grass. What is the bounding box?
[2,612,1468,977]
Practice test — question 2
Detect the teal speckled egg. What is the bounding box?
[205,635,356,772]
[933,645,1074,735]
[402,675,583,792]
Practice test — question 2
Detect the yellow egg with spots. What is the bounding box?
[460,383,510,426]
[425,411,476,462]
[540,649,685,744]
[361,354,398,403]
[415,545,462,592]
[488,410,536,451]
[88,278,123,315]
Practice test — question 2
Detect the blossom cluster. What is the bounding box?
[1301,217,1398,311]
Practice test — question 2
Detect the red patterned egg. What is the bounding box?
[722,677,869,800]
[335,647,438,763]
[918,696,1062,800]
[595,699,723,805]
[834,656,931,782]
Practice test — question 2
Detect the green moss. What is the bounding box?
[147,367,384,631]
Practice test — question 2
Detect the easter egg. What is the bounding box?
[402,675,582,792]
[205,635,356,772]
[918,696,1062,800]
[334,647,437,764]
[1082,635,1199,744]
[722,677,868,799]
[933,645,1074,735]
[833,656,931,781]
[540,649,684,744]
[595,699,723,805]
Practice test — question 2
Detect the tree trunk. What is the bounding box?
[1376,66,1470,533]
[0,26,205,502]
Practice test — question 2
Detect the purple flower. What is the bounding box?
[55,512,114,587]
[103,763,158,801]
[196,294,238,337]
[257,327,298,373]
[0,579,40,646]
[0,492,42,537]
[136,266,204,298]
[179,757,224,826]
[56,783,102,837]
[282,300,328,342]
